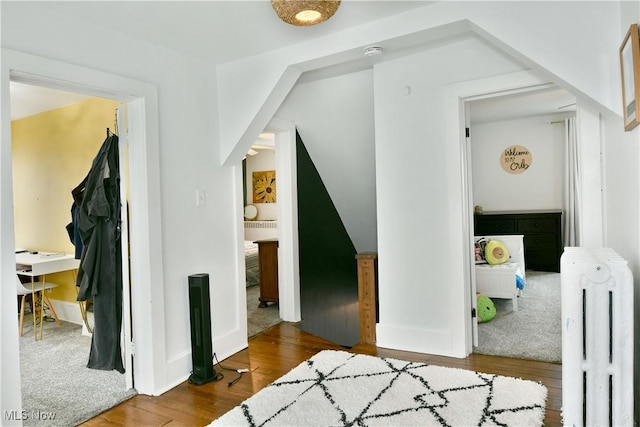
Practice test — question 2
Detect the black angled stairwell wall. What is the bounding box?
[295,131,360,347]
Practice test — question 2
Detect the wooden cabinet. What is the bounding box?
[356,252,378,344]
[474,210,563,272]
[255,239,278,307]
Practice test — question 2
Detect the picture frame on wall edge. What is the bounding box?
[619,23,640,132]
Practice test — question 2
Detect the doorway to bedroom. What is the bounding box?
[242,134,282,337]
[467,86,574,364]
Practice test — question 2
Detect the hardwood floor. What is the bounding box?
[82,322,562,426]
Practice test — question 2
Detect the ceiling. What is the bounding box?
[35,1,431,64]
[10,82,93,121]
[9,1,429,121]
[9,1,576,123]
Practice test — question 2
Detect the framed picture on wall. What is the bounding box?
[252,170,276,203]
[619,23,640,131]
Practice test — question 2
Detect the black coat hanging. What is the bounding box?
[72,131,124,373]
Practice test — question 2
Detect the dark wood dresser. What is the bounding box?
[474,210,563,272]
[255,239,278,307]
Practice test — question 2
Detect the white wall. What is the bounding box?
[576,102,606,247]
[613,4,640,422]
[603,113,639,310]
[470,114,570,212]
[373,37,525,356]
[218,1,623,165]
[602,109,640,425]
[616,4,640,423]
[217,0,626,359]
[1,2,248,404]
[275,69,377,252]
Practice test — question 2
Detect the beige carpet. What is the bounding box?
[474,271,561,363]
[245,241,260,287]
[19,320,135,426]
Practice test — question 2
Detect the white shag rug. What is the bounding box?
[210,350,547,426]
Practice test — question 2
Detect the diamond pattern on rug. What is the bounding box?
[210,350,547,426]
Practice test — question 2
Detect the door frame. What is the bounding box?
[444,70,555,354]
[265,118,301,322]
[452,70,604,354]
[1,48,164,413]
[233,118,299,350]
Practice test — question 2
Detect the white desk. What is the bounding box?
[16,252,79,276]
[16,252,80,339]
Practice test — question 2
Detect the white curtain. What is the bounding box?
[564,117,580,246]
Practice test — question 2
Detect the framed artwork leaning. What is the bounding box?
[619,23,640,131]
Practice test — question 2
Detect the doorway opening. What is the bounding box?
[233,119,301,343]
[10,81,135,422]
[2,51,162,419]
[464,86,575,363]
[242,133,282,337]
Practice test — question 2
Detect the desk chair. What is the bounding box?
[16,275,60,338]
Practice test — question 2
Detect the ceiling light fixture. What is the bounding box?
[271,0,341,26]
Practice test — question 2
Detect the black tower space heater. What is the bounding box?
[188,273,218,385]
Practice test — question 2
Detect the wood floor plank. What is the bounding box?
[85,400,172,427]
[81,322,562,426]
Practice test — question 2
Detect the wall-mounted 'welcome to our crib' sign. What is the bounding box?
[500,145,532,174]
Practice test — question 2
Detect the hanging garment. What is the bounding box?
[65,201,83,259]
[73,133,124,373]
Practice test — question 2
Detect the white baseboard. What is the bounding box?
[376,323,467,359]
[49,298,94,336]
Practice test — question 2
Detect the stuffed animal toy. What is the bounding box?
[484,239,510,265]
[474,237,487,263]
[477,294,496,322]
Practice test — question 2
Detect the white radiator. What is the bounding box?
[244,221,277,241]
[244,220,278,229]
[561,247,634,427]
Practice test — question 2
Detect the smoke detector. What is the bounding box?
[364,46,383,57]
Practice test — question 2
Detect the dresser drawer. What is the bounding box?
[474,212,562,272]
[517,217,559,233]
[475,217,515,233]
[526,250,561,272]
[523,234,558,251]
[526,250,559,265]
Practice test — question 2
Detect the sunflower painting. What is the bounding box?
[253,170,276,203]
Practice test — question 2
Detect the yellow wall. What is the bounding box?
[12,97,120,301]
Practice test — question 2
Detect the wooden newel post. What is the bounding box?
[356,252,378,344]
